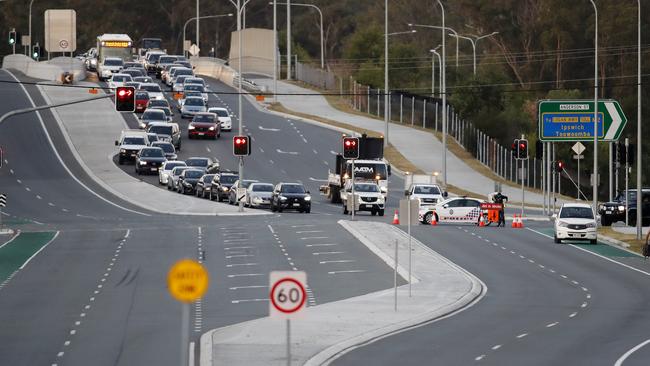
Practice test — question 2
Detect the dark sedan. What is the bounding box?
[177,169,205,194]
[195,174,216,199]
[135,147,166,175]
[270,183,312,213]
[209,172,238,201]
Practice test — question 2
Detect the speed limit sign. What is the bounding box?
[269,271,307,318]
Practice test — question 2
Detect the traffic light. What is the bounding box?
[511,139,519,152]
[114,86,136,112]
[517,139,528,160]
[8,29,16,45]
[555,160,565,172]
[32,44,40,60]
[342,137,359,159]
[233,135,251,156]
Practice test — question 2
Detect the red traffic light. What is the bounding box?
[233,135,251,156]
[114,86,136,112]
[342,137,360,159]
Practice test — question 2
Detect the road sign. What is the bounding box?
[398,199,419,226]
[538,100,627,142]
[188,44,200,56]
[269,271,307,317]
[44,9,77,52]
[236,188,247,202]
[572,142,586,155]
[0,194,6,207]
[573,155,585,160]
[167,259,209,303]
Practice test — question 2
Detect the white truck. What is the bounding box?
[404,174,447,206]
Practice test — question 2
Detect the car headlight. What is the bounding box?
[380,186,388,193]
[280,196,287,201]
[585,222,596,228]
[222,187,229,191]
[557,221,569,228]
[208,126,215,131]
[120,149,126,153]
[304,196,311,201]
[139,161,147,165]
[139,123,146,128]
[618,205,625,211]
[188,125,195,130]
[378,196,385,203]
[599,205,605,211]
[253,196,262,202]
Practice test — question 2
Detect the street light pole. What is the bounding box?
[28,0,35,57]
[196,0,200,55]
[589,0,599,214]
[183,14,233,59]
[448,32,498,75]
[287,0,291,80]
[636,0,642,239]
[429,46,441,98]
[273,0,278,102]
[271,2,324,69]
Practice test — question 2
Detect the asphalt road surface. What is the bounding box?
[1,68,649,366]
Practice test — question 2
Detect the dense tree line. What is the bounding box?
[1,0,648,186]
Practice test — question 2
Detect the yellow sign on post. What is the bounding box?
[167,259,209,303]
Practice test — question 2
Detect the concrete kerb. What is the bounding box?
[199,220,485,366]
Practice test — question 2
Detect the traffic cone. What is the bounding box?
[430,213,437,226]
[392,210,400,225]
[518,215,525,228]
[479,215,485,227]
[511,215,517,228]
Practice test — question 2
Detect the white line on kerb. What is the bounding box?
[614,339,650,366]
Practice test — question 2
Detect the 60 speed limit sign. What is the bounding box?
[269,271,307,318]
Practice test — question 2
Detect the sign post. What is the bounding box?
[270,271,307,366]
[572,142,586,199]
[167,259,209,366]
[399,198,418,297]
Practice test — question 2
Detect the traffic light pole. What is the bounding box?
[0,94,113,126]
[625,138,629,226]
[351,159,355,221]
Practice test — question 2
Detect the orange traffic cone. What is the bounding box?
[430,213,437,226]
[511,215,517,228]
[392,210,400,225]
[518,215,525,228]
[479,215,486,227]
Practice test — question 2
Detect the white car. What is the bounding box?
[139,83,164,100]
[208,107,232,131]
[108,73,132,89]
[419,196,484,224]
[245,183,274,208]
[553,203,598,244]
[340,181,385,216]
[98,57,124,81]
[159,161,187,185]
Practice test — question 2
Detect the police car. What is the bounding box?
[419,196,485,224]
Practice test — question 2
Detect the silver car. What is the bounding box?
[180,97,207,119]
[159,161,186,185]
[139,109,168,129]
[167,166,190,190]
[246,183,274,208]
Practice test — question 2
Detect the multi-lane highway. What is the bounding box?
[1,66,650,366]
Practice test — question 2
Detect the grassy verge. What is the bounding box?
[599,227,647,255]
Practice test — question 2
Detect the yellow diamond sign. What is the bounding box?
[167,259,209,303]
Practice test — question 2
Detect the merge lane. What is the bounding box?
[335,222,650,366]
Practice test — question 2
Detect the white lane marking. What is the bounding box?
[328,270,366,274]
[292,224,316,228]
[569,312,578,318]
[227,263,259,267]
[224,246,254,250]
[586,294,591,299]
[320,260,356,264]
[229,285,266,290]
[301,236,329,240]
[231,298,268,304]
[267,224,275,234]
[227,273,263,278]
[581,302,588,308]
[224,239,249,243]
[581,287,588,292]
[527,227,650,276]
[324,160,329,166]
[330,150,338,155]
[9,169,13,174]
[306,243,338,247]
[226,254,254,259]
[16,179,22,184]
[546,322,559,328]
[302,137,308,143]
[516,333,528,339]
[475,355,485,361]
[206,147,211,153]
[276,149,299,155]
[309,177,328,182]
[313,149,318,154]
[491,345,502,350]
[269,159,275,164]
[20,231,60,269]
[313,251,345,255]
[48,202,55,207]
[259,148,265,153]
[614,339,650,366]
[258,126,280,132]
[296,230,323,234]
[25,187,31,192]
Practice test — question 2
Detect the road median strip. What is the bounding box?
[200,220,484,366]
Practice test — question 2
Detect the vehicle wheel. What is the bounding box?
[424,212,433,224]
[305,208,311,214]
[217,133,221,139]
[379,209,385,217]
[590,239,597,245]
[271,202,277,212]
[298,208,304,213]
[554,236,561,244]
[118,157,124,165]
[330,186,342,204]
[195,190,200,197]
[277,206,283,212]
[371,210,377,216]
[343,204,348,215]
[167,184,171,190]
[135,167,140,175]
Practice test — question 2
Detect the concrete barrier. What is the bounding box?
[190,57,236,88]
[1,54,86,82]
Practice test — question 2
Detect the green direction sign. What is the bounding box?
[538,100,627,142]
